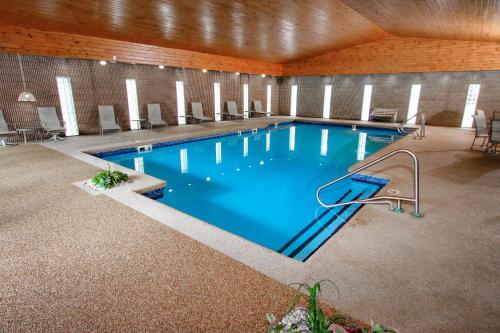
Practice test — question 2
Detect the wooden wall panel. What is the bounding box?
[0,26,283,76]
[283,37,500,76]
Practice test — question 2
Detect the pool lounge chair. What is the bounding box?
[190,102,213,123]
[98,105,122,135]
[0,109,18,146]
[471,110,489,150]
[147,104,167,130]
[250,100,268,117]
[37,107,66,141]
[225,101,244,119]
[369,108,399,124]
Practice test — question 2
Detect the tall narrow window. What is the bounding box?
[176,81,186,125]
[214,82,221,121]
[407,84,421,124]
[462,84,481,128]
[243,137,248,157]
[357,132,367,161]
[243,83,249,118]
[266,84,272,116]
[290,85,298,117]
[323,85,332,119]
[321,129,328,156]
[266,132,271,152]
[56,76,78,136]
[289,126,296,151]
[215,141,222,164]
[126,79,140,130]
[361,84,372,121]
[134,157,144,173]
[180,149,188,173]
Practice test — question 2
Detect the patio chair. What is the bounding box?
[37,107,65,141]
[190,102,213,123]
[225,101,244,119]
[250,100,267,117]
[471,110,489,150]
[369,108,399,123]
[486,120,500,154]
[147,104,167,130]
[98,105,121,135]
[0,109,18,146]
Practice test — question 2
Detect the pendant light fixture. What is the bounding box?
[17,54,36,102]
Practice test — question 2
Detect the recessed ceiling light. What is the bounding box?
[159,65,165,69]
[235,72,240,75]
[202,69,208,73]
[261,74,266,78]
[99,60,107,66]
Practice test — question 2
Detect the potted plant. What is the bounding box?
[88,164,130,190]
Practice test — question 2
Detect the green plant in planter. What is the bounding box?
[91,164,129,190]
[267,280,398,333]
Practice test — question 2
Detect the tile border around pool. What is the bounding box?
[90,120,401,158]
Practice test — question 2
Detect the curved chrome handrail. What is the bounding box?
[316,149,422,217]
[398,113,426,139]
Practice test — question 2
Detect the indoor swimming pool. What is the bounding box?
[100,122,402,261]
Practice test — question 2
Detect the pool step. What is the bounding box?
[278,185,380,261]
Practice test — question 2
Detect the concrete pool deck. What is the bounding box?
[2,116,499,332]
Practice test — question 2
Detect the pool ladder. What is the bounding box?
[316,149,422,217]
[398,113,426,139]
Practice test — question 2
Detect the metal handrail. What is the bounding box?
[316,149,422,217]
[398,113,426,139]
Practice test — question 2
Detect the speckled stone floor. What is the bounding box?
[2,118,500,333]
[0,144,303,332]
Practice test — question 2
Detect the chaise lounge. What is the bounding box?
[98,105,122,135]
[190,102,213,123]
[0,109,18,146]
[37,107,66,141]
[147,104,167,130]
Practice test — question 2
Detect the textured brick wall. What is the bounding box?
[277,71,500,126]
[283,37,500,76]
[0,53,275,135]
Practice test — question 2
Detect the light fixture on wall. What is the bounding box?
[261,74,266,78]
[235,72,240,76]
[16,54,36,102]
[99,60,107,66]
[202,69,208,73]
[159,65,165,70]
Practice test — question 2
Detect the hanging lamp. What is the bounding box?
[17,54,36,102]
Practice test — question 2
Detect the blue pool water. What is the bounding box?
[102,122,402,261]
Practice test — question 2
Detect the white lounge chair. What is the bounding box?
[250,100,267,117]
[37,107,65,141]
[0,109,18,146]
[190,102,213,123]
[147,104,167,130]
[471,110,489,150]
[225,101,244,119]
[98,105,121,135]
[369,108,399,123]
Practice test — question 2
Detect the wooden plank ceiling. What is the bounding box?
[0,0,389,63]
[340,0,500,42]
[0,0,499,65]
